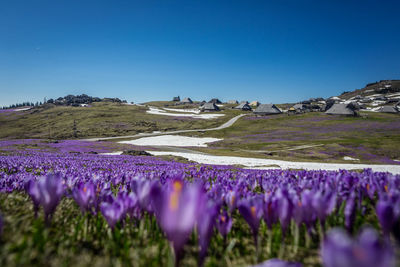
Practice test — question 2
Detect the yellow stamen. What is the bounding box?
[250,206,256,218]
[366,184,370,191]
[230,195,235,206]
[83,186,87,193]
[384,185,388,192]
[221,216,226,223]
[169,192,180,211]
[173,180,183,192]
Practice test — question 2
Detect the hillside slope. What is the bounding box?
[339,80,400,100]
[0,102,233,139]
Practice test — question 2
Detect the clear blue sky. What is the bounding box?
[1,0,400,106]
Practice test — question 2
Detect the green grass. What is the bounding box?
[2,104,400,164]
[0,103,237,140]
[180,112,400,164]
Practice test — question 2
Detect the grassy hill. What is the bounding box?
[339,80,400,100]
[0,102,235,139]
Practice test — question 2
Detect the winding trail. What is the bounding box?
[82,114,246,141]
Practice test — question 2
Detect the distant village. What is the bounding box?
[169,80,400,116]
[2,80,400,115]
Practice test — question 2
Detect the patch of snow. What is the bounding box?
[100,151,123,155]
[119,135,223,147]
[364,107,381,112]
[163,108,200,114]
[13,107,32,111]
[371,101,386,106]
[343,156,359,161]
[147,151,400,174]
[147,107,224,119]
[387,93,400,98]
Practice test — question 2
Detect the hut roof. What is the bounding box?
[253,104,282,115]
[379,106,399,113]
[201,102,220,111]
[182,97,193,103]
[325,103,356,115]
[234,103,252,110]
[209,98,222,104]
[292,103,307,110]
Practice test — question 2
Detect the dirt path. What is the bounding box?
[82,114,246,142]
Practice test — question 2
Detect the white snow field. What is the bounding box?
[13,107,32,111]
[100,151,124,155]
[146,107,225,119]
[119,135,223,147]
[343,156,359,161]
[147,151,400,174]
[163,108,201,114]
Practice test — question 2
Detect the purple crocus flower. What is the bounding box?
[117,191,138,218]
[151,179,204,265]
[72,182,96,213]
[25,179,41,217]
[344,193,356,233]
[131,177,154,211]
[37,174,64,220]
[321,228,394,267]
[376,197,397,237]
[293,190,316,233]
[216,210,233,237]
[238,196,263,245]
[197,200,219,266]
[311,189,336,230]
[100,197,124,229]
[251,258,302,267]
[224,190,237,212]
[276,188,294,235]
[263,193,278,230]
[26,174,65,223]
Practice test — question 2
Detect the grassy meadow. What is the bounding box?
[0,103,235,140]
[184,111,400,165]
[1,102,400,165]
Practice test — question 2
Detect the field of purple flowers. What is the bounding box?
[0,141,399,266]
